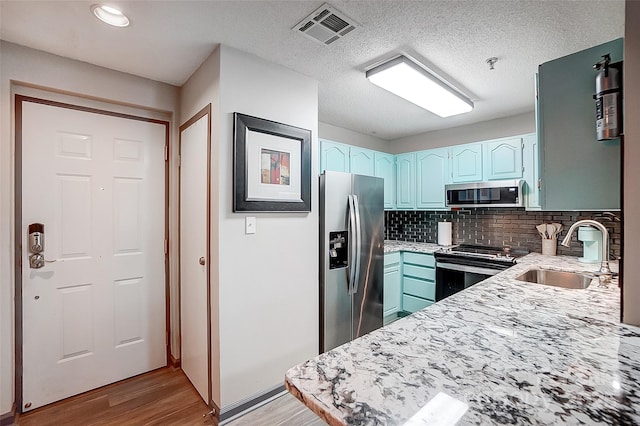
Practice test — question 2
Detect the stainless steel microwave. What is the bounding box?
[445,179,524,208]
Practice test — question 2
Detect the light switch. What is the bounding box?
[245,216,256,234]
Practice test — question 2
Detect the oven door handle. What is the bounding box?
[436,261,503,276]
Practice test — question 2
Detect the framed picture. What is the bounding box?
[233,113,312,212]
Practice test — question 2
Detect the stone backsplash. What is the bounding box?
[385,209,621,258]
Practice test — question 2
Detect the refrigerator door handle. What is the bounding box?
[352,194,362,294]
[347,194,357,294]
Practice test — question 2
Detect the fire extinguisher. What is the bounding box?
[593,54,622,141]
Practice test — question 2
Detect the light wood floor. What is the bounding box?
[226,392,323,426]
[16,367,323,426]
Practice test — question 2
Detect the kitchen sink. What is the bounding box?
[515,269,594,289]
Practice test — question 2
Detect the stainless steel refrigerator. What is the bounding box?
[320,171,384,353]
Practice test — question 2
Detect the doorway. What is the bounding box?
[179,105,212,406]
[15,95,170,412]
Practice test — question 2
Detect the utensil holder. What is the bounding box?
[541,239,557,256]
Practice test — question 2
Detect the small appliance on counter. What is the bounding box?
[578,226,603,263]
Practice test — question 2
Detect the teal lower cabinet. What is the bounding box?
[402,294,433,313]
[383,252,402,324]
[401,252,435,313]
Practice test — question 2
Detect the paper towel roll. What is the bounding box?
[438,221,452,246]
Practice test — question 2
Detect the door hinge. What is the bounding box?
[165,145,169,161]
[164,239,168,255]
[537,179,542,190]
[177,155,181,168]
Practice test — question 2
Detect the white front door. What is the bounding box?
[179,108,210,404]
[20,98,167,412]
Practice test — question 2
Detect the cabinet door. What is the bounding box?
[416,148,449,209]
[483,138,523,180]
[395,153,416,209]
[451,143,483,182]
[522,133,541,209]
[349,146,375,176]
[402,295,433,313]
[374,152,395,210]
[538,38,622,210]
[320,139,349,173]
[383,265,401,317]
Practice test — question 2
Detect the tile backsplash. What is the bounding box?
[385,209,621,258]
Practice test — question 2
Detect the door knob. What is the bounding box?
[199,257,206,266]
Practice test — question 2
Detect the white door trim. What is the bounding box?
[14,94,171,412]
[178,104,212,407]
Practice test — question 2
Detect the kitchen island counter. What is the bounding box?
[285,254,640,425]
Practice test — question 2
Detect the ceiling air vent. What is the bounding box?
[294,3,358,45]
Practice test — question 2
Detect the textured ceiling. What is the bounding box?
[0,1,625,140]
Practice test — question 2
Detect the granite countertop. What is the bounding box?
[383,240,452,254]
[285,254,640,425]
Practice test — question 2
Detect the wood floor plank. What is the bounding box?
[17,368,321,426]
[17,367,213,426]
[226,393,323,426]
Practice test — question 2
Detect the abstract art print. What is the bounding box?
[233,113,311,212]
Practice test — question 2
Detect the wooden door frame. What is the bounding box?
[178,104,213,409]
[13,94,172,413]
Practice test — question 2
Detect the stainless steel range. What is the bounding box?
[434,244,528,301]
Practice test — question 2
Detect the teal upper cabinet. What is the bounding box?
[395,153,416,209]
[483,137,523,180]
[416,148,449,209]
[374,152,396,209]
[538,38,622,210]
[451,143,483,183]
[349,146,375,176]
[522,133,540,209]
[320,139,349,173]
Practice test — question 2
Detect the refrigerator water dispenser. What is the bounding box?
[329,231,348,269]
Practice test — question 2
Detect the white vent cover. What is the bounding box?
[294,3,358,45]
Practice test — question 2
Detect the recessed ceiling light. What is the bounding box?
[91,4,130,27]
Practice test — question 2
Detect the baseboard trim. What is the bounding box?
[0,403,16,426]
[219,385,286,424]
[169,354,181,368]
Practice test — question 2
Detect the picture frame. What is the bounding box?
[233,113,311,212]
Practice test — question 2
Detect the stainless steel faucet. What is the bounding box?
[560,219,611,276]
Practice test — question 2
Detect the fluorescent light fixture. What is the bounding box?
[366,55,473,118]
[91,4,130,27]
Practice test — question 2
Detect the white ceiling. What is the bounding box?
[0,1,625,140]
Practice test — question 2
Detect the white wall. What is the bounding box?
[217,45,319,408]
[623,1,640,326]
[0,41,179,416]
[319,122,390,152]
[180,45,319,410]
[387,111,535,154]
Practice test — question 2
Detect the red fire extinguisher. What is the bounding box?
[593,54,622,141]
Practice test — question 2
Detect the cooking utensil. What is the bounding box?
[547,224,555,240]
[536,224,547,239]
[552,223,563,238]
